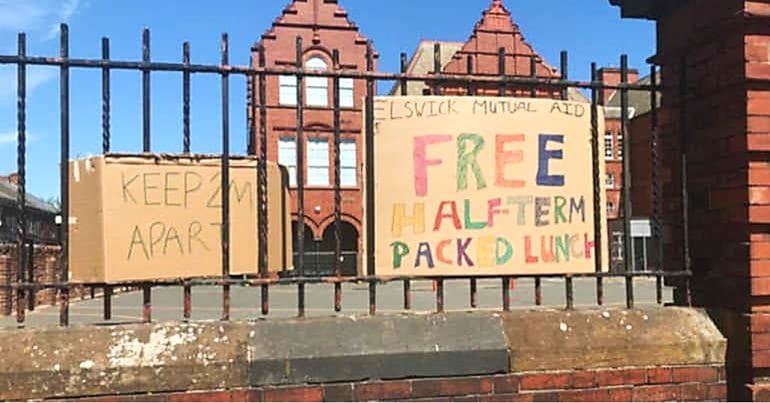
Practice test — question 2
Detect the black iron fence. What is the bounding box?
[0,25,692,327]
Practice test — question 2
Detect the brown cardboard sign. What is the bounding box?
[367,96,608,276]
[69,155,292,283]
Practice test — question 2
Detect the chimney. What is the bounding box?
[597,67,640,106]
[4,173,19,185]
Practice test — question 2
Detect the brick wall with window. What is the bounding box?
[249,0,377,272]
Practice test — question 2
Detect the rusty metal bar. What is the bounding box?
[183,42,191,153]
[0,270,694,290]
[403,279,411,310]
[334,282,342,313]
[656,274,663,305]
[142,28,151,152]
[247,54,255,156]
[332,49,342,280]
[101,37,110,153]
[470,278,478,309]
[436,279,444,313]
[530,57,537,97]
[295,36,306,318]
[183,284,192,320]
[400,52,408,96]
[103,286,112,321]
[466,55,474,95]
[142,284,151,323]
[560,51,568,100]
[502,277,511,312]
[398,53,409,309]
[498,47,505,96]
[535,277,542,306]
[59,24,70,328]
[369,280,376,316]
[16,32,27,325]
[590,62,603,277]
[220,33,231,322]
[365,41,375,278]
[566,275,574,310]
[0,54,661,92]
[257,45,269,317]
[621,55,632,274]
[432,43,441,95]
[597,276,604,306]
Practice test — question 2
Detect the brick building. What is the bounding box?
[250,0,378,275]
[0,173,58,245]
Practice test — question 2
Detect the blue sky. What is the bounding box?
[0,0,654,199]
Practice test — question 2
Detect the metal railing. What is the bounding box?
[0,24,692,326]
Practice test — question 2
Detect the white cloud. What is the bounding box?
[0,131,15,146]
[0,67,57,107]
[0,0,82,104]
[45,0,81,40]
[0,131,35,147]
[0,0,82,38]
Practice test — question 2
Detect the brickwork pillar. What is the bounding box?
[0,244,18,316]
[613,0,770,400]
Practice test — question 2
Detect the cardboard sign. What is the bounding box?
[367,96,608,276]
[69,155,293,283]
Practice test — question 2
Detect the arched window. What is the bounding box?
[306,57,328,107]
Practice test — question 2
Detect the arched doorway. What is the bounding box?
[320,222,359,276]
[291,221,359,276]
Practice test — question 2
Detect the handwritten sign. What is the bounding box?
[69,155,292,283]
[366,96,608,276]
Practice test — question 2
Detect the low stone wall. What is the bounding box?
[0,308,726,401]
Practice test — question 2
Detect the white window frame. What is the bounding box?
[279,75,298,106]
[278,138,297,187]
[307,138,330,186]
[606,173,615,189]
[305,57,329,107]
[617,134,624,159]
[339,78,354,108]
[340,139,357,187]
[604,132,614,160]
[612,231,624,260]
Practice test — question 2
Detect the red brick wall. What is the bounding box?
[629,111,656,218]
[73,365,726,402]
[251,0,374,247]
[647,0,766,399]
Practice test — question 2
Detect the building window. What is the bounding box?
[617,134,624,158]
[340,140,357,187]
[339,78,354,108]
[604,132,614,160]
[279,76,297,106]
[307,138,330,186]
[306,57,328,107]
[278,138,297,186]
[607,201,616,214]
[606,173,615,189]
[612,231,624,261]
